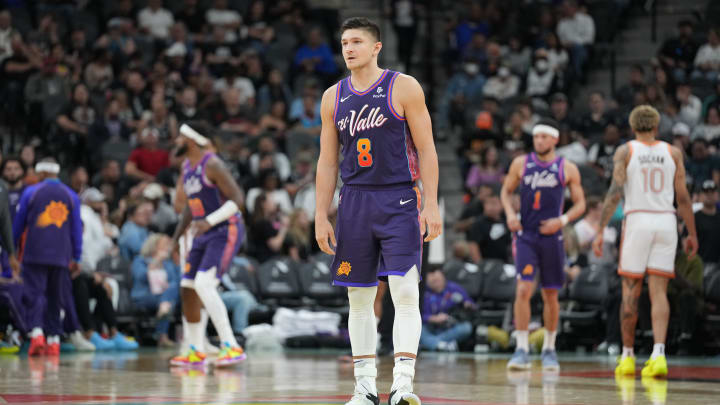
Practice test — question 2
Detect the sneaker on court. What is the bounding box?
[70,331,95,351]
[0,340,19,354]
[170,345,207,367]
[615,356,636,376]
[641,355,668,378]
[214,342,247,367]
[45,342,60,356]
[388,390,421,405]
[112,333,139,351]
[90,332,115,351]
[507,349,530,370]
[345,392,379,405]
[28,336,46,356]
[541,350,560,371]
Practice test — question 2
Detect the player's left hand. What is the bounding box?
[539,217,563,235]
[684,233,698,259]
[9,254,21,283]
[420,202,442,242]
[192,219,212,236]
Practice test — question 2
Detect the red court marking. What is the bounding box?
[562,366,720,381]
[0,394,176,403]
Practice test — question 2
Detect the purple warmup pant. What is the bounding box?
[0,282,27,333]
[21,263,65,336]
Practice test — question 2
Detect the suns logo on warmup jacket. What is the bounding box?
[336,261,352,277]
[36,201,69,228]
[522,264,534,275]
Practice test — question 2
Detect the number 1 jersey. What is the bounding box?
[333,69,420,186]
[519,153,566,234]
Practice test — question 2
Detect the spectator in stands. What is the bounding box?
[671,121,692,154]
[702,81,720,117]
[0,10,17,64]
[283,208,312,262]
[483,66,519,101]
[219,271,259,336]
[420,268,475,352]
[140,94,179,143]
[556,0,595,81]
[79,188,116,274]
[130,233,179,347]
[213,87,257,136]
[692,28,720,82]
[574,91,615,140]
[24,52,70,137]
[258,101,289,137]
[142,183,177,235]
[19,144,37,184]
[84,49,113,94]
[659,99,684,140]
[1,157,26,214]
[69,166,89,195]
[257,68,293,114]
[248,192,289,263]
[465,146,504,192]
[467,194,510,263]
[454,2,489,55]
[439,61,486,131]
[175,0,206,36]
[549,93,572,135]
[504,35,531,77]
[293,27,338,83]
[588,123,622,184]
[174,86,203,123]
[695,180,720,264]
[250,137,291,182]
[545,32,569,76]
[138,0,175,40]
[245,0,275,49]
[206,0,243,43]
[125,128,170,182]
[645,83,667,109]
[669,238,704,355]
[390,0,418,73]
[118,201,154,260]
[676,81,703,127]
[246,169,293,215]
[503,110,532,155]
[556,130,589,165]
[574,196,617,264]
[525,49,557,101]
[461,32,488,69]
[125,71,150,124]
[213,66,256,104]
[88,98,132,169]
[92,159,129,211]
[55,83,97,165]
[291,92,323,136]
[692,106,720,144]
[659,20,699,82]
[616,64,646,109]
[687,138,720,185]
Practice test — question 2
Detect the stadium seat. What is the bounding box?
[477,259,516,326]
[227,257,260,297]
[559,263,610,349]
[443,259,483,300]
[96,255,134,318]
[297,258,346,306]
[255,256,303,306]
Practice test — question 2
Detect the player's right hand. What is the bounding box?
[684,233,698,259]
[315,216,336,255]
[506,215,522,232]
[592,233,604,258]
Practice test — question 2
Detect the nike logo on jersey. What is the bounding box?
[340,95,352,103]
[400,199,414,205]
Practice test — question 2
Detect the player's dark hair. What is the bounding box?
[185,120,214,138]
[341,17,381,42]
[536,118,560,131]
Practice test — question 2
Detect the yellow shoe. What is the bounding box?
[615,374,636,403]
[214,343,247,367]
[615,356,636,376]
[642,376,668,404]
[641,355,668,378]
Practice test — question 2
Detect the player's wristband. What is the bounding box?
[205,201,239,227]
[560,214,569,226]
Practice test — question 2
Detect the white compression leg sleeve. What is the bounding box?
[181,310,210,353]
[388,266,421,393]
[348,286,378,395]
[194,267,239,348]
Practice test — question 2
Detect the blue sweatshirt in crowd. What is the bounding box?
[421,281,474,323]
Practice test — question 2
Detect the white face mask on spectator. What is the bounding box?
[464,63,479,76]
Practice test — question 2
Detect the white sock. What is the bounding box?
[186,321,205,352]
[622,346,634,359]
[542,329,557,352]
[516,330,529,352]
[194,268,239,347]
[348,286,378,395]
[389,266,421,393]
[31,327,43,338]
[47,335,59,344]
[651,343,665,360]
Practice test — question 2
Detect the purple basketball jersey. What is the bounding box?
[333,69,419,186]
[182,152,238,225]
[519,153,566,233]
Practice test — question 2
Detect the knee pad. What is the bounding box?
[194,267,220,292]
[348,286,377,308]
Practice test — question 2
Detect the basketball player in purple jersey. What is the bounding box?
[500,119,586,371]
[315,18,441,405]
[170,121,246,368]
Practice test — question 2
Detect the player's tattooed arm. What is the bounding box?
[598,144,629,229]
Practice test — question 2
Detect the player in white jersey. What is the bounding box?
[592,105,698,378]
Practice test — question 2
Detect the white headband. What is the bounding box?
[35,162,60,174]
[532,124,560,138]
[180,123,209,146]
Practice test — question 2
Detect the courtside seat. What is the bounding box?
[559,263,610,349]
[443,259,483,301]
[256,256,304,307]
[297,257,346,307]
[477,259,516,326]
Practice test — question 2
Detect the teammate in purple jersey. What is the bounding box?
[170,121,247,368]
[500,119,586,371]
[315,17,441,405]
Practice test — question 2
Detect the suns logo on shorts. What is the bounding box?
[522,264,534,275]
[36,200,69,228]
[184,262,191,273]
[337,261,352,277]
